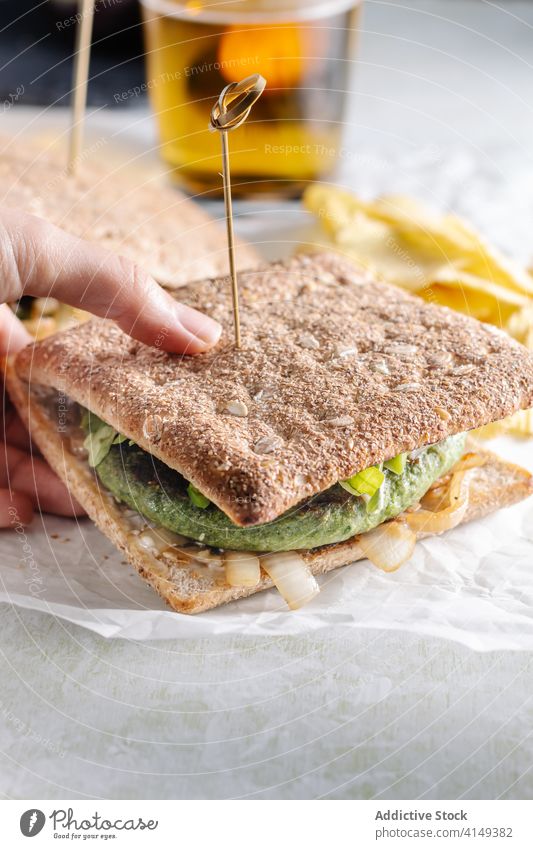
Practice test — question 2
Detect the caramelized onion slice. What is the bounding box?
[419,485,449,512]
[359,520,416,572]
[450,452,486,473]
[405,469,473,534]
[224,551,261,587]
[136,526,191,554]
[261,551,320,610]
[176,546,223,568]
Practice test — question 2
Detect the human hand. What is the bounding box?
[0,208,222,525]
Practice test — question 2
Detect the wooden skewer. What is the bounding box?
[67,0,96,176]
[209,74,266,348]
[220,130,241,347]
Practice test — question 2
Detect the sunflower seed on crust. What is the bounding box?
[225,400,249,417]
[324,415,355,427]
[253,436,282,455]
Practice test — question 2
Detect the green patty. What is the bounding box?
[94,433,466,552]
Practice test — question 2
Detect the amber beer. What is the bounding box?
[140,0,362,195]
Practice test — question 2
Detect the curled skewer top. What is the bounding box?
[209,73,267,133]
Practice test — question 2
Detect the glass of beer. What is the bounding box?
[140,0,362,196]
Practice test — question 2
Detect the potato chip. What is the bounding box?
[365,194,479,259]
[429,268,529,323]
[507,408,533,436]
[305,185,533,297]
[507,303,533,348]
[474,408,533,439]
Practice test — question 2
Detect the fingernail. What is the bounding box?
[177,304,222,348]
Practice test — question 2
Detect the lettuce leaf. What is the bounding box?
[81,410,127,468]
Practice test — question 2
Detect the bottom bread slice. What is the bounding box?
[6,361,533,614]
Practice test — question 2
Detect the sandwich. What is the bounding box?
[0,135,259,290]
[6,253,533,613]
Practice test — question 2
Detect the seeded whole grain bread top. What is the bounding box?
[0,136,259,287]
[16,253,533,526]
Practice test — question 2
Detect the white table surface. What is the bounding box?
[1,0,533,800]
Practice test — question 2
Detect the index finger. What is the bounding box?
[0,208,222,354]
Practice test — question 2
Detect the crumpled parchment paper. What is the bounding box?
[0,437,531,648]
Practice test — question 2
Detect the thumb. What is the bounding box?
[0,208,222,354]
